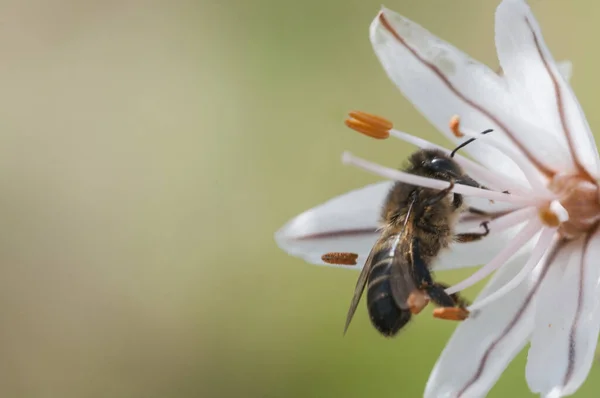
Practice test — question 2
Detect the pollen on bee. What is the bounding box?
[432,307,470,321]
[345,111,392,139]
[408,290,429,314]
[449,115,464,138]
[321,252,359,266]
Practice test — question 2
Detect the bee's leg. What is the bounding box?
[410,238,455,309]
[423,284,456,308]
[435,282,470,308]
[429,283,470,321]
[467,207,491,216]
[454,221,490,243]
[422,180,455,207]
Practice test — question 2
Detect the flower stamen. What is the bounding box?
[449,115,464,138]
[321,252,359,266]
[388,128,532,195]
[539,200,568,227]
[433,307,470,321]
[345,111,392,139]
[482,206,538,233]
[342,151,537,205]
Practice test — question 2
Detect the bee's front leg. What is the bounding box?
[454,221,490,243]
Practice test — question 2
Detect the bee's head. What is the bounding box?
[407,149,481,188]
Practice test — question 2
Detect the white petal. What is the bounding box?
[434,225,522,272]
[370,8,546,185]
[525,241,577,392]
[425,242,552,398]
[274,182,390,268]
[526,231,600,396]
[556,60,573,81]
[495,0,600,178]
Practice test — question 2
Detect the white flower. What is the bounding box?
[275,1,600,397]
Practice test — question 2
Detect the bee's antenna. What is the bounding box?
[450,129,494,158]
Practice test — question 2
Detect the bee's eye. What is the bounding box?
[429,157,461,174]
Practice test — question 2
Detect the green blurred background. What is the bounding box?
[0,0,598,397]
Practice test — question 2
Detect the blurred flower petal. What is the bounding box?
[526,230,600,396]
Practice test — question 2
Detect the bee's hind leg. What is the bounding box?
[410,238,459,308]
[427,284,470,321]
[436,282,470,308]
[410,239,470,321]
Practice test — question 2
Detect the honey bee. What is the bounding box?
[343,148,492,337]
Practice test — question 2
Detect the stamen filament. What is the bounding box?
[445,218,543,295]
[457,126,551,195]
[467,227,556,312]
[389,129,532,196]
[342,151,538,206]
[345,111,392,139]
[484,206,538,233]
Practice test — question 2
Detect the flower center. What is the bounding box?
[546,173,600,239]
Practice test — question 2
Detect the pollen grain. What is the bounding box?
[345,111,392,139]
[408,290,429,314]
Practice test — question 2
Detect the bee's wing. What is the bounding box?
[343,247,376,335]
[389,193,418,310]
[344,191,418,334]
[389,255,418,310]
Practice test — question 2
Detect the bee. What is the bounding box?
[343,148,492,337]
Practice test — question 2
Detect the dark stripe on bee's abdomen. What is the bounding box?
[366,249,411,337]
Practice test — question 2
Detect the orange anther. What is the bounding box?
[407,290,429,314]
[345,111,392,139]
[539,207,561,227]
[433,307,470,321]
[449,115,464,138]
[321,252,359,266]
